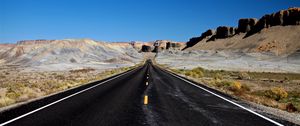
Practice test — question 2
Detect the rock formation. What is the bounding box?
[166,42,171,49]
[246,7,300,37]
[184,29,215,49]
[17,40,55,45]
[166,42,183,50]
[215,26,236,39]
[152,46,159,53]
[130,40,184,52]
[202,29,215,37]
[141,45,152,52]
[184,7,300,49]
[237,18,258,33]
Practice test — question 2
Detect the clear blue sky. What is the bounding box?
[1,0,299,43]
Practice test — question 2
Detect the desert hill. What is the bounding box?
[184,7,300,56]
[135,40,185,52]
[0,39,143,68]
[186,25,300,55]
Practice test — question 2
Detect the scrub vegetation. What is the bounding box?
[0,65,138,108]
[166,65,300,113]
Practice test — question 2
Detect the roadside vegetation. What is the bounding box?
[0,65,138,108]
[162,65,300,113]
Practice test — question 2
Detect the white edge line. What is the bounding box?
[163,69,284,126]
[0,68,138,126]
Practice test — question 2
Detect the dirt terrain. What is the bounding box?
[186,26,300,56]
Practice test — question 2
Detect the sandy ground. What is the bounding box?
[156,50,300,73]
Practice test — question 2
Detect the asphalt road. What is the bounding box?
[0,60,286,126]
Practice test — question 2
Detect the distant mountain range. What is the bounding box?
[0,39,187,67]
[0,39,143,66]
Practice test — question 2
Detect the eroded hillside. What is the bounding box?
[0,39,143,71]
[184,7,300,56]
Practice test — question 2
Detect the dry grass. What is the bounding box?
[0,65,138,108]
[264,87,288,101]
[168,66,300,113]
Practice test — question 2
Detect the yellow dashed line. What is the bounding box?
[144,95,148,105]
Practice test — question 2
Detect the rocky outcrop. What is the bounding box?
[17,40,55,45]
[215,26,236,39]
[152,46,159,53]
[152,41,161,53]
[185,37,202,49]
[202,29,215,37]
[141,45,152,52]
[184,29,215,49]
[246,7,300,37]
[166,42,183,50]
[184,7,300,50]
[283,7,300,25]
[132,40,184,51]
[166,42,171,49]
[237,18,258,33]
[206,26,236,42]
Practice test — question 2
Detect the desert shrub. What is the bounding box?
[216,80,233,87]
[264,87,288,101]
[280,91,300,112]
[229,81,242,92]
[0,97,15,107]
[191,67,204,78]
[55,75,66,80]
[293,103,300,112]
[70,58,77,63]
[121,67,130,71]
[284,76,289,81]
[241,84,251,92]
[286,103,297,112]
[172,69,184,74]
[171,69,179,73]
[51,73,58,76]
[237,72,251,80]
[207,80,216,86]
[17,87,42,102]
[78,79,89,84]
[185,71,192,76]
[179,69,186,74]
[193,72,202,78]
[70,68,95,73]
[213,73,223,80]
[215,80,244,92]
[6,91,21,100]
[191,67,205,73]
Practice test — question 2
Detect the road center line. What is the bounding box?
[144,95,148,105]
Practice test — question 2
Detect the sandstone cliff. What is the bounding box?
[139,40,184,52]
[184,7,300,55]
